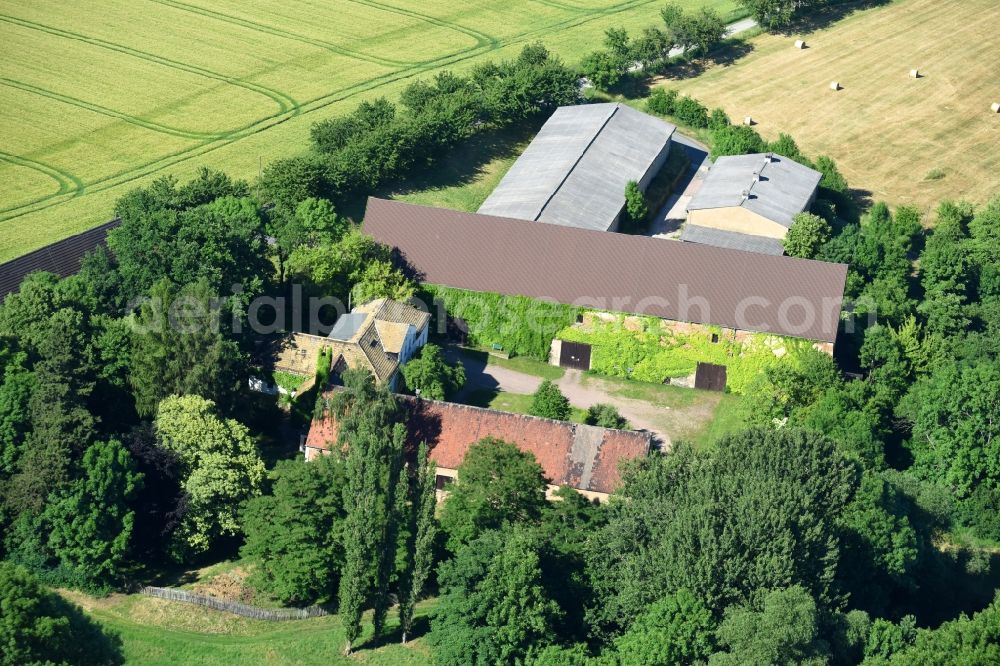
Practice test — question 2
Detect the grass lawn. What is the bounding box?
[463,387,586,423]
[661,0,1000,211]
[689,392,745,449]
[61,589,436,666]
[0,0,737,262]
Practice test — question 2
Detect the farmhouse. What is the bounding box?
[682,153,822,255]
[477,103,676,232]
[304,395,653,501]
[272,298,430,391]
[363,198,848,355]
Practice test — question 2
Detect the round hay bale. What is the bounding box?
[992,102,1000,113]
[909,69,920,78]
[743,116,753,126]
[829,81,840,91]
[794,39,806,49]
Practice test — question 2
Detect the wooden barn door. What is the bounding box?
[694,362,727,391]
[559,341,592,371]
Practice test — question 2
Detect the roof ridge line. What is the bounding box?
[533,103,621,222]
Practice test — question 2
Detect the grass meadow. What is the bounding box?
[664,0,1000,212]
[60,589,437,666]
[0,0,737,261]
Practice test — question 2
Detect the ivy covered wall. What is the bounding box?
[556,314,815,394]
[425,285,580,360]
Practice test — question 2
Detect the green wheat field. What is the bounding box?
[0,0,735,262]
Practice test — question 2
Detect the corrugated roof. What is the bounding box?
[680,224,786,255]
[686,153,822,228]
[478,103,675,232]
[363,198,847,344]
[305,394,652,495]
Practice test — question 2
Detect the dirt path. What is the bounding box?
[454,351,717,448]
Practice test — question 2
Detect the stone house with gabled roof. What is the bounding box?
[273,298,430,390]
[304,394,652,502]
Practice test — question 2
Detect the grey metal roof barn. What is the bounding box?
[686,153,822,228]
[363,198,848,344]
[478,103,676,232]
[680,225,786,255]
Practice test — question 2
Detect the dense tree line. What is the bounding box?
[582,5,728,90]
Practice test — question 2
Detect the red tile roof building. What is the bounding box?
[304,395,652,500]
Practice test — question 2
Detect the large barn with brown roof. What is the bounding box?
[304,395,652,501]
[363,198,848,352]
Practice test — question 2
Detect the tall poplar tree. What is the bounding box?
[398,441,438,643]
[332,369,407,654]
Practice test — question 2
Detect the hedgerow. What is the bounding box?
[426,285,580,360]
[555,314,813,393]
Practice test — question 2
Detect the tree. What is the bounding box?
[816,155,849,194]
[736,0,803,30]
[439,437,548,552]
[784,212,833,258]
[4,308,96,520]
[587,429,859,637]
[128,279,244,417]
[0,345,34,476]
[241,455,346,605]
[0,562,123,666]
[711,586,831,666]
[268,197,348,282]
[45,439,141,590]
[400,343,466,400]
[898,360,1000,497]
[329,369,408,653]
[624,181,648,226]
[154,394,265,560]
[836,472,919,616]
[615,589,718,665]
[398,442,439,643]
[584,403,628,429]
[530,380,571,421]
[429,528,562,665]
[109,179,267,303]
[883,593,1000,664]
[581,49,630,90]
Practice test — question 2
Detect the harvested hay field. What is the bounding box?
[0,0,735,262]
[667,0,1000,212]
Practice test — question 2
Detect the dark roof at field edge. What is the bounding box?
[0,219,121,301]
[363,198,847,344]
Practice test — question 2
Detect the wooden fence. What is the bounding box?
[139,586,329,621]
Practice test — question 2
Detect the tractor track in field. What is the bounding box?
[0,15,300,115]
[0,78,229,140]
[0,0,661,226]
[144,0,416,68]
[0,151,83,214]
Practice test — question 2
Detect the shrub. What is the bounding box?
[530,380,572,421]
[673,95,709,128]
[708,107,730,130]
[585,403,629,429]
[710,124,767,159]
[647,88,679,116]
